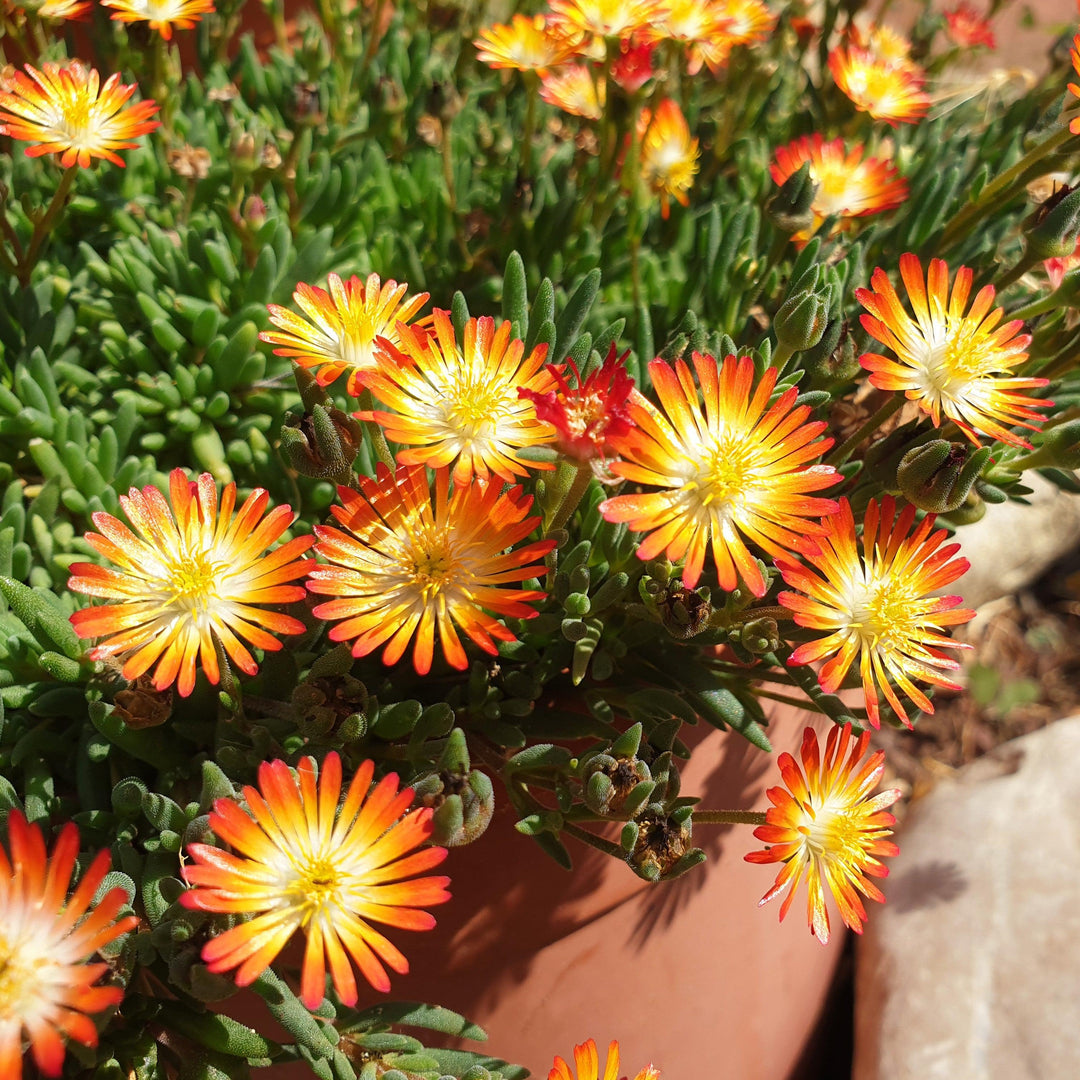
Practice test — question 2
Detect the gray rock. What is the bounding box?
[853,716,1080,1080]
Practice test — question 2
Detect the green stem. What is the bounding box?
[1011,291,1066,322]
[693,809,766,826]
[764,645,864,727]
[16,167,76,287]
[562,820,625,859]
[355,388,395,470]
[825,395,903,466]
[520,75,538,180]
[545,461,594,535]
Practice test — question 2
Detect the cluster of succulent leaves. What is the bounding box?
[3,0,1080,1075]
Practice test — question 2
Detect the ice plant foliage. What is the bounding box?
[68,469,313,697]
[777,497,975,728]
[0,811,137,1079]
[100,0,215,39]
[549,1039,660,1080]
[474,14,581,72]
[857,253,1049,447]
[182,754,450,1008]
[307,464,555,675]
[0,61,160,167]
[828,46,930,125]
[770,134,908,242]
[363,311,558,484]
[518,344,636,463]
[600,353,838,596]
[638,99,699,218]
[261,272,430,397]
[745,725,900,943]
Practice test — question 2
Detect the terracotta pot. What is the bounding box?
[241,702,842,1079]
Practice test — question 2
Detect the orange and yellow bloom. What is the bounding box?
[549,1039,660,1080]
[776,497,974,728]
[0,811,138,1079]
[100,0,215,39]
[638,99,699,218]
[1069,33,1080,136]
[540,64,605,120]
[68,469,313,698]
[261,273,430,398]
[770,134,908,242]
[32,0,93,20]
[363,310,558,485]
[0,61,159,168]
[474,14,581,72]
[745,724,901,943]
[828,46,930,125]
[600,353,839,596]
[548,0,668,44]
[307,464,555,675]
[182,754,450,1008]
[857,253,1049,447]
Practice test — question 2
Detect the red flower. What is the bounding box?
[518,344,636,463]
[611,38,656,92]
[943,3,995,49]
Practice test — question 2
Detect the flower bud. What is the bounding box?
[1027,185,1080,260]
[767,161,818,235]
[279,404,362,480]
[897,440,990,513]
[774,288,830,354]
[740,616,780,655]
[419,769,495,847]
[942,489,986,525]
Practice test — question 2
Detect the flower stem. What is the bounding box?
[354,389,395,469]
[562,820,625,859]
[693,809,767,826]
[16,167,76,287]
[1011,291,1065,322]
[825,395,903,466]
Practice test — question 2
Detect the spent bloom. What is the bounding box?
[100,0,215,39]
[638,99,699,218]
[540,64,605,120]
[261,272,430,398]
[0,61,159,168]
[362,310,558,485]
[770,134,908,243]
[549,1039,660,1080]
[828,46,930,125]
[600,353,838,596]
[777,497,974,728]
[68,469,313,698]
[182,754,450,1008]
[518,343,636,463]
[745,725,901,943]
[474,14,581,73]
[0,811,138,1079]
[307,464,555,675]
[943,3,995,49]
[857,253,1049,447]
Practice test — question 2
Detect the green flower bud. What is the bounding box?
[767,161,818,236]
[942,489,987,525]
[422,769,495,846]
[279,404,362,481]
[1027,185,1080,260]
[897,441,991,513]
[740,616,780,655]
[774,289,830,354]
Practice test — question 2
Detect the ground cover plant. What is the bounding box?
[1,0,1080,1076]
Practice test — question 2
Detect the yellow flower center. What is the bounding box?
[801,800,865,860]
[0,932,45,1021]
[693,439,759,511]
[846,573,917,650]
[289,855,345,916]
[168,550,223,612]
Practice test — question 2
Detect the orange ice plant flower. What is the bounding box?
[828,46,929,125]
[261,272,430,398]
[100,0,215,39]
[540,64,605,120]
[34,0,93,20]
[1069,33,1080,136]
[943,3,995,49]
[307,464,555,675]
[548,0,669,43]
[363,310,558,484]
[745,724,900,943]
[549,1039,660,1080]
[474,14,581,72]
[770,134,907,243]
[0,61,159,168]
[600,353,838,596]
[777,497,974,728]
[638,99,699,218]
[68,469,313,698]
[182,753,450,1008]
[0,811,138,1079]
[857,253,1049,447]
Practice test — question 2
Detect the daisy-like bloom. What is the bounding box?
[770,134,908,243]
[857,253,1049,447]
[849,23,917,71]
[549,1039,660,1080]
[100,0,214,39]
[609,37,657,93]
[638,98,699,218]
[307,464,555,674]
[260,272,430,398]
[548,0,669,44]
[776,497,975,727]
[181,753,450,1008]
[362,310,558,485]
[648,0,732,74]
[712,0,776,47]
[0,811,138,1079]
[599,352,839,596]
[943,3,995,49]
[518,343,636,463]
[0,61,159,168]
[828,46,930,126]
[68,469,313,698]
[1068,33,1080,137]
[540,64,605,120]
[745,724,901,943]
[34,0,93,20]
[474,14,581,73]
